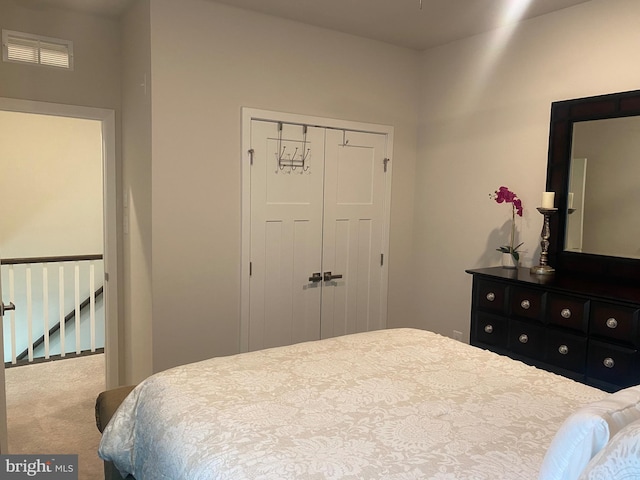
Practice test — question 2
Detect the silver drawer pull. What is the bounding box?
[520,300,531,310]
[603,357,615,369]
[606,318,618,329]
[484,325,494,334]
[519,334,528,344]
[486,292,495,302]
[561,308,572,319]
[558,345,569,355]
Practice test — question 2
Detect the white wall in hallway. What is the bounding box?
[0,111,103,258]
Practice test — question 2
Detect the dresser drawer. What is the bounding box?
[545,330,587,374]
[547,294,589,332]
[475,279,507,314]
[508,319,545,360]
[473,312,508,348]
[590,302,640,346]
[467,268,640,392]
[510,287,544,321]
[586,340,640,388]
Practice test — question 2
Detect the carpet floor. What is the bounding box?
[5,353,106,480]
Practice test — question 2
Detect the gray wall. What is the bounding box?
[121,0,152,383]
[0,2,121,109]
[414,0,640,342]
[147,0,420,373]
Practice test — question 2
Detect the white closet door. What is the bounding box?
[321,129,388,339]
[249,120,325,351]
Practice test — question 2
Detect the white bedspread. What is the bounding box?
[99,328,607,479]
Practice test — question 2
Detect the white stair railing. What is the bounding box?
[1,255,104,365]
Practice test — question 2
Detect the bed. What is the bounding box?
[98,328,640,480]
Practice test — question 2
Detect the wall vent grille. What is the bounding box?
[2,30,73,70]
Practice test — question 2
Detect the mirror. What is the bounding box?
[565,157,586,253]
[546,89,640,281]
[568,116,640,259]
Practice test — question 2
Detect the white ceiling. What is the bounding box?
[27,0,592,50]
[19,0,133,19]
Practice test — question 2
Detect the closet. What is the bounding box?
[245,116,391,351]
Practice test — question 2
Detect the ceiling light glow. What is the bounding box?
[463,0,534,105]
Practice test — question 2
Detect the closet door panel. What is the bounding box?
[321,130,388,339]
[248,120,390,350]
[249,121,324,351]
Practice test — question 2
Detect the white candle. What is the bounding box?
[542,192,555,209]
[568,192,574,209]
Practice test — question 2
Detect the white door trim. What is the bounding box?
[240,108,393,352]
[0,97,120,388]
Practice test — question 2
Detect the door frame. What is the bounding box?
[0,97,119,388]
[240,108,393,352]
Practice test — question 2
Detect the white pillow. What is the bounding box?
[538,385,640,480]
[578,418,640,480]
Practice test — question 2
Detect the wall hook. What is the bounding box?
[277,123,311,174]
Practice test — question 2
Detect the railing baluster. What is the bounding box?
[26,266,33,362]
[43,264,49,359]
[74,262,80,355]
[90,261,96,352]
[59,265,65,358]
[2,255,104,366]
[9,266,16,365]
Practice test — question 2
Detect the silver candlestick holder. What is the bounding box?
[530,207,558,275]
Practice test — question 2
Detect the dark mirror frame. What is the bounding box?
[546,89,640,283]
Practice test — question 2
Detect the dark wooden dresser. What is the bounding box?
[466,267,640,392]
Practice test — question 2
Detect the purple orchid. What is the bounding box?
[491,186,524,261]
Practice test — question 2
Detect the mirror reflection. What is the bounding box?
[567,116,640,259]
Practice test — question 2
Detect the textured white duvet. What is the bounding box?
[99,328,607,479]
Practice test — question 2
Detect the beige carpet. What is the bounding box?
[5,354,105,480]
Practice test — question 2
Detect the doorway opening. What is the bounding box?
[0,97,119,452]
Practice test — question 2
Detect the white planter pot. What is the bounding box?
[502,252,517,269]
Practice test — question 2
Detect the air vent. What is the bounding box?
[2,30,73,70]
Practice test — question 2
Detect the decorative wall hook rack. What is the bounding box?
[277,122,310,174]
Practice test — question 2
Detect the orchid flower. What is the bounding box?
[491,186,524,261]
